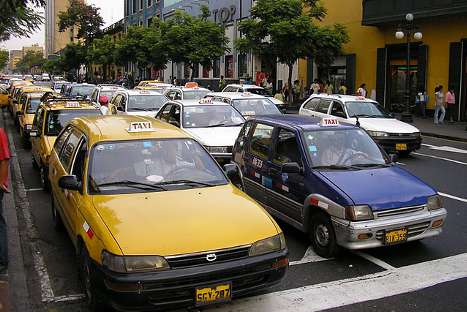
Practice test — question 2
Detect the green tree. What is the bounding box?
[58,0,104,43]
[87,35,116,81]
[15,50,45,74]
[57,42,87,80]
[0,50,9,70]
[236,0,348,103]
[0,0,45,41]
[161,9,229,80]
[42,58,63,75]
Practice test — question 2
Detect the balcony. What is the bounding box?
[362,0,467,26]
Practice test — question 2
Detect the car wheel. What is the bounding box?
[79,245,107,311]
[51,195,64,231]
[40,165,50,191]
[309,212,340,258]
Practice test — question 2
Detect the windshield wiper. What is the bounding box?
[207,123,227,127]
[95,180,167,191]
[312,165,362,170]
[350,114,371,118]
[352,163,391,168]
[156,179,215,187]
[131,108,152,111]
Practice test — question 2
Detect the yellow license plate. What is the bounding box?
[195,283,231,306]
[384,228,408,245]
[396,143,407,151]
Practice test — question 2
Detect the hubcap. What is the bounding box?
[315,224,330,247]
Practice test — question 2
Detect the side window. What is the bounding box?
[174,91,182,100]
[33,108,43,131]
[71,138,87,184]
[169,105,181,126]
[303,98,321,111]
[36,109,45,135]
[316,100,332,114]
[159,104,173,121]
[330,101,346,118]
[59,129,82,172]
[224,87,233,92]
[236,121,253,149]
[273,129,302,165]
[91,90,98,102]
[54,126,73,154]
[250,123,274,159]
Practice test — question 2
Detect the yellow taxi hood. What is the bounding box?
[91,185,280,256]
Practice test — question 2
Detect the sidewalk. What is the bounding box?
[411,116,467,142]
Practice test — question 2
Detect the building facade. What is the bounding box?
[23,44,44,57]
[45,0,79,56]
[8,50,23,71]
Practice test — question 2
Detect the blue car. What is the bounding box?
[231,115,447,257]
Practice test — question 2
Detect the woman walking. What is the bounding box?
[434,85,445,124]
[445,87,456,123]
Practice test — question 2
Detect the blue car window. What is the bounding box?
[250,123,274,159]
[273,129,301,165]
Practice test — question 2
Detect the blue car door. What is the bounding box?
[266,127,307,222]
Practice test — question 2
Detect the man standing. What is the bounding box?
[218,75,226,91]
[434,85,445,124]
[0,128,10,274]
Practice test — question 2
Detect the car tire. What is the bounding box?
[40,165,50,191]
[51,195,64,231]
[309,212,340,258]
[79,245,107,312]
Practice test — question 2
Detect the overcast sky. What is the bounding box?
[1,0,124,51]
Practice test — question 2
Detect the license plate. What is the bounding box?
[195,283,232,306]
[396,143,407,151]
[384,228,408,245]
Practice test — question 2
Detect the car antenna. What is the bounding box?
[355,116,360,127]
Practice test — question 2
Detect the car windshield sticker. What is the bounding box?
[308,145,318,152]
[143,141,153,148]
[262,176,273,188]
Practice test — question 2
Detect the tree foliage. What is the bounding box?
[58,42,87,72]
[0,50,9,70]
[15,50,45,74]
[87,35,119,80]
[236,0,348,102]
[58,0,104,43]
[0,0,45,41]
[42,58,63,75]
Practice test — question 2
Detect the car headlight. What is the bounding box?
[249,233,286,257]
[345,205,374,221]
[427,195,443,211]
[367,131,389,137]
[411,132,421,137]
[101,251,170,273]
[206,146,230,154]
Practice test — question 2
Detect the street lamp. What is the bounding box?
[395,13,422,123]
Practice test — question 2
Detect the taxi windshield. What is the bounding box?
[183,105,245,128]
[70,85,95,97]
[304,129,387,169]
[88,138,228,194]
[128,94,168,112]
[45,109,101,136]
[346,101,390,118]
[27,98,41,113]
[232,98,280,117]
[183,90,210,100]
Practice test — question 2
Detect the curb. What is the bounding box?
[421,131,467,143]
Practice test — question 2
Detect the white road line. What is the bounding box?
[26,188,43,192]
[353,251,396,271]
[439,192,467,203]
[412,152,467,166]
[422,143,467,154]
[289,246,329,266]
[212,253,467,312]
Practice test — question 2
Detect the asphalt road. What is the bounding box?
[4,110,467,312]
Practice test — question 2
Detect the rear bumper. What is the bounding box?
[94,249,288,311]
[373,136,422,153]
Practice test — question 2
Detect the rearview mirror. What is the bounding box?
[224,163,243,188]
[58,175,81,191]
[281,162,301,174]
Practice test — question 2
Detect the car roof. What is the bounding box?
[225,84,263,89]
[70,115,190,143]
[251,115,357,131]
[172,99,231,107]
[41,100,98,111]
[117,89,164,96]
[208,92,268,100]
[168,86,210,92]
[70,83,96,88]
[309,94,378,104]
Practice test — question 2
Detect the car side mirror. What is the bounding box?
[29,130,38,137]
[58,175,81,191]
[281,162,301,174]
[224,163,243,189]
[389,154,398,163]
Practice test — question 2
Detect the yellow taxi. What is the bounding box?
[0,87,8,108]
[13,86,53,123]
[8,80,32,111]
[18,92,57,141]
[47,115,288,311]
[134,80,173,92]
[30,98,101,190]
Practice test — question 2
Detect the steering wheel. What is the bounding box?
[340,151,368,165]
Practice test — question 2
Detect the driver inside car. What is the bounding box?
[315,132,369,167]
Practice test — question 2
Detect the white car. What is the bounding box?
[155,99,245,162]
[90,84,126,106]
[299,94,422,155]
[109,89,169,117]
[164,84,211,101]
[206,92,282,119]
[222,84,286,111]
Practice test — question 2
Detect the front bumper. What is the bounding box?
[94,249,288,311]
[332,208,447,250]
[373,136,422,153]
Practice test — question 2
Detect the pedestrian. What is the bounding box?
[99,96,110,115]
[445,87,456,123]
[282,83,289,103]
[0,127,10,274]
[434,85,445,124]
[416,90,428,118]
[338,83,347,95]
[218,75,226,91]
[325,81,334,95]
[293,80,301,102]
[311,79,320,94]
[265,79,273,95]
[357,83,367,97]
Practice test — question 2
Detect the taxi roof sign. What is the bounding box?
[320,118,339,127]
[127,121,155,133]
[65,101,81,108]
[185,82,199,88]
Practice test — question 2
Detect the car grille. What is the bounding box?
[375,221,431,240]
[375,205,426,218]
[166,246,251,269]
[387,133,420,137]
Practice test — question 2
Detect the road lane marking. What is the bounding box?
[213,253,467,312]
[422,143,467,154]
[412,152,467,166]
[50,293,85,303]
[353,251,396,271]
[290,246,329,266]
[439,192,467,203]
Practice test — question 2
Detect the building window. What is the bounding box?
[148,0,153,7]
[139,0,143,11]
[238,54,247,78]
[192,64,199,79]
[132,0,137,13]
[213,58,220,78]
